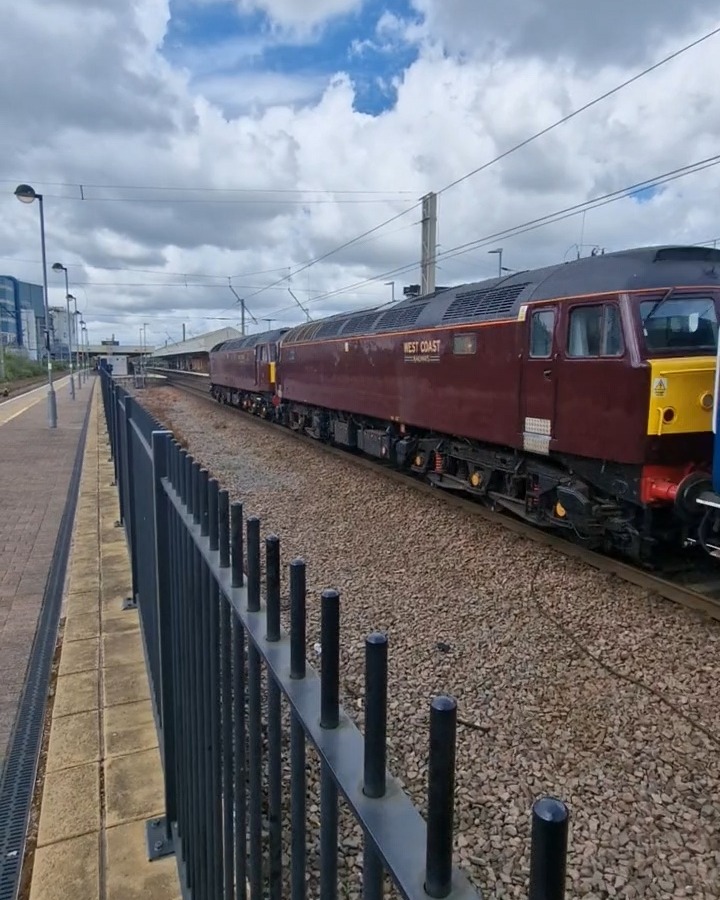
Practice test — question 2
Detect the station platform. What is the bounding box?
[0,378,179,899]
[0,375,84,764]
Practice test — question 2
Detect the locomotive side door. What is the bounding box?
[520,303,558,455]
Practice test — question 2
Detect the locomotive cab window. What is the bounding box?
[567,304,624,358]
[529,309,555,358]
[640,296,717,353]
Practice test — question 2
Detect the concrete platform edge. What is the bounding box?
[28,385,181,900]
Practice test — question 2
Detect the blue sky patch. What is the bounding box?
[163,0,420,115]
[628,183,662,204]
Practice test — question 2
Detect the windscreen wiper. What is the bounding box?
[641,287,675,330]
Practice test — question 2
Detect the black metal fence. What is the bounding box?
[99,370,571,900]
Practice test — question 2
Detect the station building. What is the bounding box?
[0,276,82,361]
[0,276,46,357]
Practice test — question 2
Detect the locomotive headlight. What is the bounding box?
[700,391,714,411]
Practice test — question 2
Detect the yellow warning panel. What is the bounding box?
[646,356,715,435]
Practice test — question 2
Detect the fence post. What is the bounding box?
[121,397,140,611]
[363,632,388,899]
[529,798,569,900]
[114,394,125,528]
[107,380,116,468]
[425,696,457,899]
[111,381,121,487]
[289,559,306,900]
[146,429,177,861]
[320,589,340,899]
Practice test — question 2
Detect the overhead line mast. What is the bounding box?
[420,192,438,296]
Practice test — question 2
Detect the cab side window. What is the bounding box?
[530,309,555,358]
[567,304,624,358]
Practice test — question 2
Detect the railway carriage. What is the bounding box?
[210,329,288,416]
[210,245,720,562]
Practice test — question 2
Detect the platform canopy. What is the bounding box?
[88,343,148,355]
[149,326,243,358]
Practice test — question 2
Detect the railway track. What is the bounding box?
[146,368,720,623]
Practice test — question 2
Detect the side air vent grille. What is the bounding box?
[375,304,427,332]
[442,282,530,323]
[341,313,381,336]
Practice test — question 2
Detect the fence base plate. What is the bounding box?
[145,816,175,861]
[122,595,138,611]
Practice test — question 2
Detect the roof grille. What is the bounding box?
[285,324,312,344]
[314,318,349,338]
[287,322,322,343]
[376,303,427,332]
[341,313,381,336]
[442,282,529,323]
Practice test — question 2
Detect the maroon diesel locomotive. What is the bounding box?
[210,245,720,562]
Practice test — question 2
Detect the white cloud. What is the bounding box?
[195,71,329,113]
[409,0,718,65]
[0,0,719,348]
[235,0,362,30]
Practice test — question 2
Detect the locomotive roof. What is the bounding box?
[279,244,720,343]
[208,246,720,351]
[215,328,289,351]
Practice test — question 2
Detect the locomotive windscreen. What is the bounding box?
[641,296,718,352]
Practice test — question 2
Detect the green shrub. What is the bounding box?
[0,352,69,382]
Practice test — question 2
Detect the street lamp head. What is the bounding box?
[488,248,502,255]
[52,262,66,273]
[67,293,76,301]
[14,184,39,204]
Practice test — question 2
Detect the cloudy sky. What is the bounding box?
[1,0,718,347]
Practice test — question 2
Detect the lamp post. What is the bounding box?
[488,248,503,279]
[385,281,395,303]
[80,320,87,377]
[15,183,57,428]
[69,297,81,389]
[51,263,75,400]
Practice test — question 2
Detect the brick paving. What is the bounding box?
[0,378,93,768]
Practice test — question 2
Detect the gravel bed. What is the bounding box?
[139,386,720,899]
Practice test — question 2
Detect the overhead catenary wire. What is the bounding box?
[0,259,298,281]
[236,22,720,311]
[309,155,720,309]
[0,179,418,196]
[36,194,417,206]
[264,152,720,319]
[7,23,719,335]
[435,22,720,198]
[430,154,720,265]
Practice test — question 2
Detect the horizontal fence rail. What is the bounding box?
[99,370,571,900]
